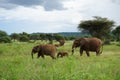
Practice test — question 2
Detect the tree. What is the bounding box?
[19,35,29,42]
[46,34,53,44]
[0,36,11,43]
[112,26,120,42]
[30,33,40,41]
[53,34,65,41]
[19,32,29,42]
[10,33,20,41]
[78,16,115,40]
[0,30,7,37]
[0,30,11,43]
[40,33,47,41]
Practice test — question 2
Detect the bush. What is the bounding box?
[0,36,11,43]
[19,35,29,42]
[104,39,111,45]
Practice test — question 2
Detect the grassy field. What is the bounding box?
[0,41,120,80]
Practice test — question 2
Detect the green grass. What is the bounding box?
[0,41,120,80]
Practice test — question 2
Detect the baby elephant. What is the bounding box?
[57,51,68,58]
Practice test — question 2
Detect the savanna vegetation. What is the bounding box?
[0,40,120,80]
[0,16,120,80]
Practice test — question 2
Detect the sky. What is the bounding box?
[0,0,120,34]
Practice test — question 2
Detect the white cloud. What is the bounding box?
[0,4,82,24]
[0,0,120,34]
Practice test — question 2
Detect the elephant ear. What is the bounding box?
[38,44,44,51]
[79,38,87,46]
[73,39,80,48]
[35,45,40,51]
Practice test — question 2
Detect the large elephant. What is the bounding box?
[72,37,103,56]
[31,44,56,59]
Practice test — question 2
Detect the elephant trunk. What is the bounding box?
[31,51,34,59]
[72,45,75,55]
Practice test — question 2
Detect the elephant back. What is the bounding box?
[42,44,56,55]
[87,38,102,51]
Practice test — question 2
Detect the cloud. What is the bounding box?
[0,5,82,24]
[0,0,120,34]
[0,4,81,34]
[0,0,65,11]
[111,0,120,4]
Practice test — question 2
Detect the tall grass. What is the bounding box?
[0,41,120,80]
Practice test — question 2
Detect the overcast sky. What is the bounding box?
[0,0,120,34]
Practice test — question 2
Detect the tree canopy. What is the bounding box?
[112,26,120,42]
[10,33,20,41]
[0,30,11,43]
[78,16,115,40]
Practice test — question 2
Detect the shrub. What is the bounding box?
[0,36,11,43]
[19,35,29,42]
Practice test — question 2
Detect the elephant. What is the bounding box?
[31,44,56,59]
[58,40,65,46]
[54,44,60,47]
[57,51,68,58]
[72,37,103,56]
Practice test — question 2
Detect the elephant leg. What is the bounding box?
[66,54,68,57]
[80,48,83,56]
[61,54,63,57]
[96,49,100,56]
[57,53,60,58]
[85,51,90,57]
[41,54,45,58]
[50,55,56,59]
[37,53,41,58]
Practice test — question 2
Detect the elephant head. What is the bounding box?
[31,45,41,59]
[72,38,86,54]
[58,40,65,46]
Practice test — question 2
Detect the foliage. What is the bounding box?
[30,33,40,41]
[0,30,8,37]
[53,34,65,41]
[19,35,29,42]
[40,33,47,40]
[78,16,115,40]
[0,30,11,43]
[46,34,54,44]
[59,32,90,40]
[20,32,30,37]
[112,26,120,42]
[10,33,20,41]
[18,32,30,42]
[0,36,11,43]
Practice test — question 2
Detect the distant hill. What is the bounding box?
[58,32,90,38]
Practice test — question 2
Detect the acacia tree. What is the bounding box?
[78,16,115,40]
